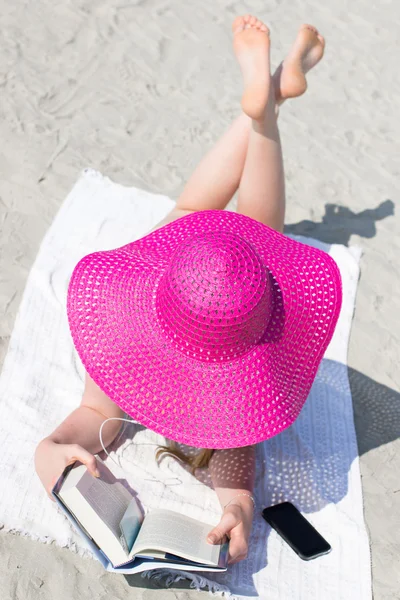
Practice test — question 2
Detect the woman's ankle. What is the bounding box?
[251,108,279,135]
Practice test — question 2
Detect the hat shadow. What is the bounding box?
[284,199,394,246]
[348,366,400,456]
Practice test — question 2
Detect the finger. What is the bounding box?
[207,511,240,544]
[226,522,249,563]
[65,445,100,477]
[227,537,248,564]
[228,522,249,564]
[228,551,248,565]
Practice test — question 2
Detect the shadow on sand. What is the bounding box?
[349,367,400,456]
[285,199,394,246]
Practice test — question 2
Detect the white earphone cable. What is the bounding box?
[98,417,184,486]
[99,417,135,471]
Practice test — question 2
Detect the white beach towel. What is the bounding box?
[0,169,371,599]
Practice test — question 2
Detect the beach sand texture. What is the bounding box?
[0,1,399,598]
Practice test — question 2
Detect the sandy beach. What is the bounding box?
[0,1,399,598]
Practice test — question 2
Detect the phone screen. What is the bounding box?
[262,502,331,560]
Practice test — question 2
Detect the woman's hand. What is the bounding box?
[207,497,254,564]
[34,437,100,500]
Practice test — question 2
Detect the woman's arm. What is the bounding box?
[47,372,124,452]
[35,372,124,498]
[207,445,256,563]
[209,445,255,506]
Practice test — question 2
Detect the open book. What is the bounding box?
[52,459,229,574]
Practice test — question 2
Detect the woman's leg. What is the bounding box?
[237,108,285,232]
[175,18,266,213]
[234,19,325,231]
[151,112,250,232]
[229,16,284,231]
[157,18,325,231]
[174,18,324,214]
[175,113,251,212]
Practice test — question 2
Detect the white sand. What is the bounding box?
[0,1,399,598]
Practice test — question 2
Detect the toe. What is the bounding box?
[232,16,246,33]
[233,14,269,35]
[317,34,325,47]
[303,24,318,34]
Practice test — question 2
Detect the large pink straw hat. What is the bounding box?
[67,210,342,449]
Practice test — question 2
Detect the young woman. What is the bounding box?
[35,16,336,566]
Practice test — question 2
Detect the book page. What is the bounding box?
[119,497,143,552]
[131,509,221,566]
[75,461,133,542]
[57,461,138,567]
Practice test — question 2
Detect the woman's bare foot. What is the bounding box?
[232,15,272,120]
[273,24,325,105]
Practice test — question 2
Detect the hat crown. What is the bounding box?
[156,232,273,362]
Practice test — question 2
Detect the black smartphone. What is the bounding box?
[262,502,331,561]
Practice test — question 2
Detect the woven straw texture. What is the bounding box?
[67,210,342,448]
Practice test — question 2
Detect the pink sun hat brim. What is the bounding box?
[67,210,342,449]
